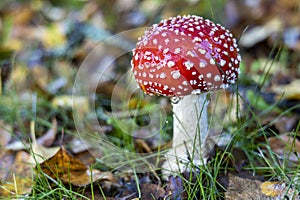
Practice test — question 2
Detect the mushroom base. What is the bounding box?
[162,93,212,175]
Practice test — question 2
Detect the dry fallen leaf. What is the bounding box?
[225,174,300,200]
[239,17,282,47]
[260,181,298,199]
[261,115,298,134]
[74,150,96,166]
[273,79,300,100]
[0,120,60,197]
[39,146,87,175]
[268,134,300,163]
[225,173,264,200]
[0,150,33,197]
[260,181,285,197]
[39,146,114,186]
[140,183,166,200]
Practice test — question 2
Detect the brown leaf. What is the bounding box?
[261,115,298,134]
[268,134,300,163]
[140,183,166,200]
[59,168,113,187]
[226,174,299,199]
[0,150,33,197]
[225,174,264,200]
[39,146,87,176]
[229,148,248,172]
[39,146,113,186]
[74,150,96,166]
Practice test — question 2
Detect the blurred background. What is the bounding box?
[0,0,299,141]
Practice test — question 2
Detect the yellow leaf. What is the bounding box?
[42,24,66,48]
[3,39,23,51]
[273,79,300,100]
[51,95,89,121]
[10,65,30,91]
[260,181,284,197]
[0,150,34,196]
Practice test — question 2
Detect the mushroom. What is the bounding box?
[131,15,241,174]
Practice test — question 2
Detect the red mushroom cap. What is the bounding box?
[131,15,241,97]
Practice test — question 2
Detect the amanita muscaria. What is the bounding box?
[131,15,241,173]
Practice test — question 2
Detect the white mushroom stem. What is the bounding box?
[162,93,210,174]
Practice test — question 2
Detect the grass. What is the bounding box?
[1,62,299,198]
